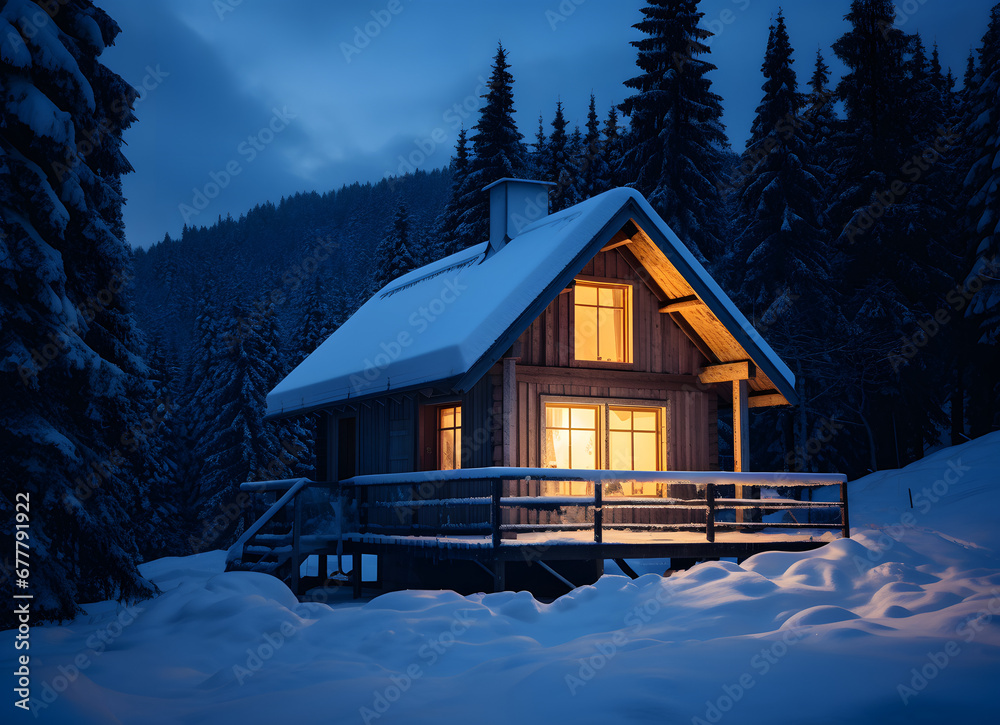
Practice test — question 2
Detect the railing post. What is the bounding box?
[706,483,716,543]
[291,492,302,595]
[841,480,850,538]
[492,477,502,549]
[358,484,368,535]
[594,480,603,544]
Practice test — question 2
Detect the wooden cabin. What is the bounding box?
[229,179,848,596]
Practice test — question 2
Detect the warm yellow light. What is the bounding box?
[438,406,461,470]
[574,282,631,363]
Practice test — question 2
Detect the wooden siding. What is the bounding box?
[356,397,417,475]
[517,248,706,376]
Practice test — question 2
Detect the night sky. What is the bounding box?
[98,0,995,248]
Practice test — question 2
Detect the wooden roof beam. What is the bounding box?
[659,295,705,314]
[698,360,757,384]
[601,230,633,252]
[748,392,791,408]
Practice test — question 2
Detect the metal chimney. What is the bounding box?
[483,178,555,256]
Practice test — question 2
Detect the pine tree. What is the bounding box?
[731,10,843,470]
[961,2,1000,435]
[0,0,161,623]
[964,50,977,94]
[295,272,334,364]
[548,100,572,211]
[831,2,955,469]
[435,128,474,258]
[372,204,418,292]
[195,303,302,542]
[460,42,528,245]
[618,0,729,264]
[531,114,549,179]
[583,94,612,198]
[603,105,622,188]
[804,48,838,177]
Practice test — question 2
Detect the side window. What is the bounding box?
[437,406,462,470]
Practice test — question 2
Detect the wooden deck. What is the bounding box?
[226,468,849,596]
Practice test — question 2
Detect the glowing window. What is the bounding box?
[609,407,660,471]
[544,405,598,470]
[438,406,461,470]
[574,282,631,363]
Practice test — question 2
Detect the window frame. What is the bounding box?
[570,276,635,369]
[540,395,669,474]
[437,404,462,471]
[420,401,463,471]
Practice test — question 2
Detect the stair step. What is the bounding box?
[250,534,293,546]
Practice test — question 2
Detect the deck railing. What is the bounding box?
[227,469,848,594]
[339,467,850,545]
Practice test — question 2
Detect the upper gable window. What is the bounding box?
[574,281,632,363]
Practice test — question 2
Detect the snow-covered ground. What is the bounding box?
[6,434,1000,724]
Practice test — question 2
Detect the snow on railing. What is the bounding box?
[337,467,850,545]
[340,467,847,488]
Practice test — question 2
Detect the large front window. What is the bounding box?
[545,405,598,470]
[609,407,660,471]
[574,282,632,363]
[543,403,664,471]
[544,401,665,496]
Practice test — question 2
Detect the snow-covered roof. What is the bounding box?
[266,188,797,417]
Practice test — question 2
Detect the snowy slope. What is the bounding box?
[6,433,1000,724]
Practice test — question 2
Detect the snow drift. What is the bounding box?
[5,433,1000,724]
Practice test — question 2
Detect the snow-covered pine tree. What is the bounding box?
[434,128,474,258]
[603,105,622,188]
[372,204,418,292]
[294,272,334,364]
[961,2,1000,435]
[0,0,159,623]
[547,100,572,211]
[803,48,838,190]
[618,0,729,265]
[831,2,955,468]
[730,10,843,471]
[460,42,528,246]
[531,113,548,180]
[195,302,302,542]
[964,50,977,96]
[563,125,585,209]
[133,343,186,558]
[583,94,613,199]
